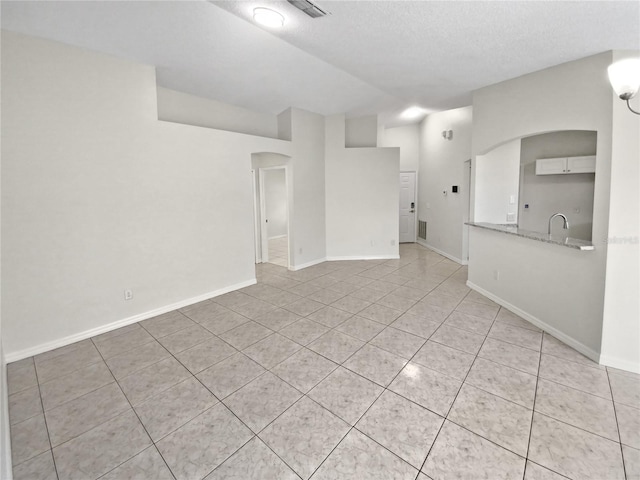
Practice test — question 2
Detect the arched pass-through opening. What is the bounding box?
[473,129,597,241]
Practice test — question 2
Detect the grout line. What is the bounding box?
[303,388,388,478]
[534,374,613,403]
[530,409,623,445]
[415,294,498,476]
[102,323,301,480]
[523,460,573,479]
[367,281,465,477]
[90,339,179,480]
[442,417,530,458]
[94,445,175,480]
[6,253,396,476]
[251,250,453,477]
[606,369,629,480]
[13,245,629,479]
[30,362,61,480]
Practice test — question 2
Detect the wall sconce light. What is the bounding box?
[608,58,640,115]
[441,130,453,140]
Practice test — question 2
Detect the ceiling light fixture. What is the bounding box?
[607,58,640,115]
[253,7,285,28]
[402,106,425,119]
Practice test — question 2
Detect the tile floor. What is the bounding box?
[268,236,288,268]
[7,243,640,480]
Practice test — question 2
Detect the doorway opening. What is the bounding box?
[252,164,290,268]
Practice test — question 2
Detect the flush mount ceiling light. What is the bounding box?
[402,106,426,119]
[253,7,285,28]
[608,58,640,115]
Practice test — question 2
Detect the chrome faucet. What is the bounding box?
[548,213,570,235]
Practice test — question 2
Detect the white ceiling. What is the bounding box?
[2,1,639,127]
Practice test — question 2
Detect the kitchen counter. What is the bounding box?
[466,222,595,251]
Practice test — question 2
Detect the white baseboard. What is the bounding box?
[466,281,602,365]
[289,257,327,271]
[290,254,402,270]
[4,279,257,363]
[599,354,640,375]
[417,240,466,265]
[326,254,400,261]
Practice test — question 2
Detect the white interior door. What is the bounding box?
[399,172,416,243]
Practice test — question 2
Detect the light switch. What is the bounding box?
[509,195,516,205]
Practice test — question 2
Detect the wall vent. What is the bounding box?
[287,0,330,18]
[418,220,427,240]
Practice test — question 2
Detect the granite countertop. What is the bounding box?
[466,222,595,251]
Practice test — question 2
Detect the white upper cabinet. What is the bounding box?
[535,157,567,175]
[536,155,595,175]
[567,155,597,173]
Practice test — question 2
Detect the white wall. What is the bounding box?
[469,52,614,360]
[600,51,640,373]
[288,108,327,269]
[277,108,292,142]
[157,87,279,139]
[474,139,521,225]
[264,169,287,238]
[1,31,294,359]
[0,44,10,473]
[519,131,597,241]
[325,115,400,259]
[345,115,377,148]
[271,107,329,269]
[379,124,420,172]
[418,106,473,263]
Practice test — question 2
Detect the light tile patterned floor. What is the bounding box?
[7,243,640,480]
[268,236,288,268]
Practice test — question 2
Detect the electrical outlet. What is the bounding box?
[299,247,303,254]
[370,240,376,246]
[493,270,500,281]
[124,289,133,301]
[506,213,516,222]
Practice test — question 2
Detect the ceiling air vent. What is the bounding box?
[287,0,329,18]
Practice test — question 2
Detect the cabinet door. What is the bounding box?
[536,157,567,175]
[567,155,596,174]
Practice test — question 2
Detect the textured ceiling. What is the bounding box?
[2,1,639,126]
